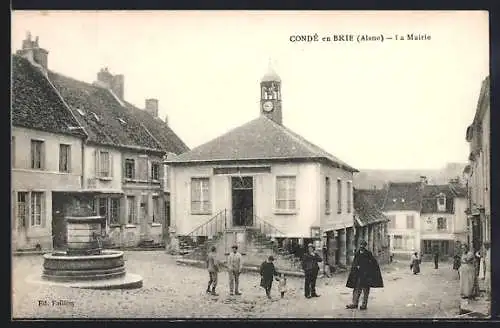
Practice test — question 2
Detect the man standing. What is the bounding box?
[227,244,243,295]
[302,243,322,298]
[433,248,440,269]
[206,246,219,296]
[345,240,384,310]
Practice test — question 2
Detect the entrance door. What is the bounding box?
[52,193,68,250]
[231,176,253,226]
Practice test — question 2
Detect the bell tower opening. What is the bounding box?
[260,59,282,125]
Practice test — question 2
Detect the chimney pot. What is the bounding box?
[17,33,48,70]
[145,98,159,117]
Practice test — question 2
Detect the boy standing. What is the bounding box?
[227,244,243,295]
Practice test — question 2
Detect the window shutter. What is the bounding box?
[94,149,100,177]
[120,197,127,225]
[110,153,114,177]
[41,193,46,228]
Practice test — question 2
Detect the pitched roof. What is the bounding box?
[168,115,358,172]
[381,182,423,212]
[11,55,85,138]
[45,70,188,154]
[421,184,466,214]
[354,189,388,226]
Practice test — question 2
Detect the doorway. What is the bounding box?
[231,176,253,227]
[52,192,68,250]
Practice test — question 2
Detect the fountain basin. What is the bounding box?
[43,250,126,282]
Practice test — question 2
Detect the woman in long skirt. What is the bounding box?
[410,252,420,274]
[459,244,475,299]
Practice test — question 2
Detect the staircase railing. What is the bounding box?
[178,209,228,256]
[185,209,228,239]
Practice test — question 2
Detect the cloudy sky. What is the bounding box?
[12,11,489,170]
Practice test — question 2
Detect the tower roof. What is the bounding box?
[261,59,281,82]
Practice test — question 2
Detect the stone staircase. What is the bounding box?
[177,210,302,272]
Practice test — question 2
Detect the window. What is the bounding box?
[125,159,135,179]
[98,197,120,225]
[137,157,148,181]
[437,217,447,231]
[31,140,44,169]
[152,196,160,223]
[346,181,352,213]
[191,178,211,214]
[30,192,43,227]
[437,194,446,212]
[110,198,120,225]
[337,179,342,213]
[406,215,414,229]
[387,215,396,229]
[276,176,296,211]
[127,196,136,224]
[59,144,71,172]
[393,235,403,249]
[97,151,111,177]
[151,162,160,181]
[325,177,331,213]
[11,136,15,167]
[17,192,28,229]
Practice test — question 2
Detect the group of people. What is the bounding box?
[205,240,385,311]
[407,242,491,301]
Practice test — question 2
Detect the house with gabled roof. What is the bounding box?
[12,33,189,250]
[420,181,467,259]
[12,52,87,251]
[380,180,424,257]
[166,64,358,265]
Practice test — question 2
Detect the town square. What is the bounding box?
[11,11,490,319]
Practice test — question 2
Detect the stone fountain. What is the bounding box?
[27,199,143,289]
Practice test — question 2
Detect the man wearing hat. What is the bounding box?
[227,244,243,295]
[302,243,323,298]
[345,240,384,310]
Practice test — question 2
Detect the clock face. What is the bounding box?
[263,101,274,112]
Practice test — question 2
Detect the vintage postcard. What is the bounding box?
[11,10,490,319]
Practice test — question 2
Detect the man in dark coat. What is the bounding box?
[260,256,279,299]
[433,248,439,269]
[302,243,323,298]
[345,240,384,310]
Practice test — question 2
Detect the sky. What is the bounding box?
[11,11,489,170]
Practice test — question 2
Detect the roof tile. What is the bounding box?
[169,115,357,171]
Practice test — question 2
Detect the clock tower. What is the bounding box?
[260,62,282,125]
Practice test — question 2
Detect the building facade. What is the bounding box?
[167,66,358,267]
[464,76,490,253]
[12,33,189,251]
[420,182,467,260]
[382,182,423,258]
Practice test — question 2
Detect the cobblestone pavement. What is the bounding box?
[13,252,462,319]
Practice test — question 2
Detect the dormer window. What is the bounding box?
[392,198,397,203]
[437,193,446,212]
[401,198,405,203]
[118,118,127,125]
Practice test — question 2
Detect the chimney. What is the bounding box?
[96,68,124,100]
[164,115,169,125]
[16,32,49,70]
[145,98,159,117]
